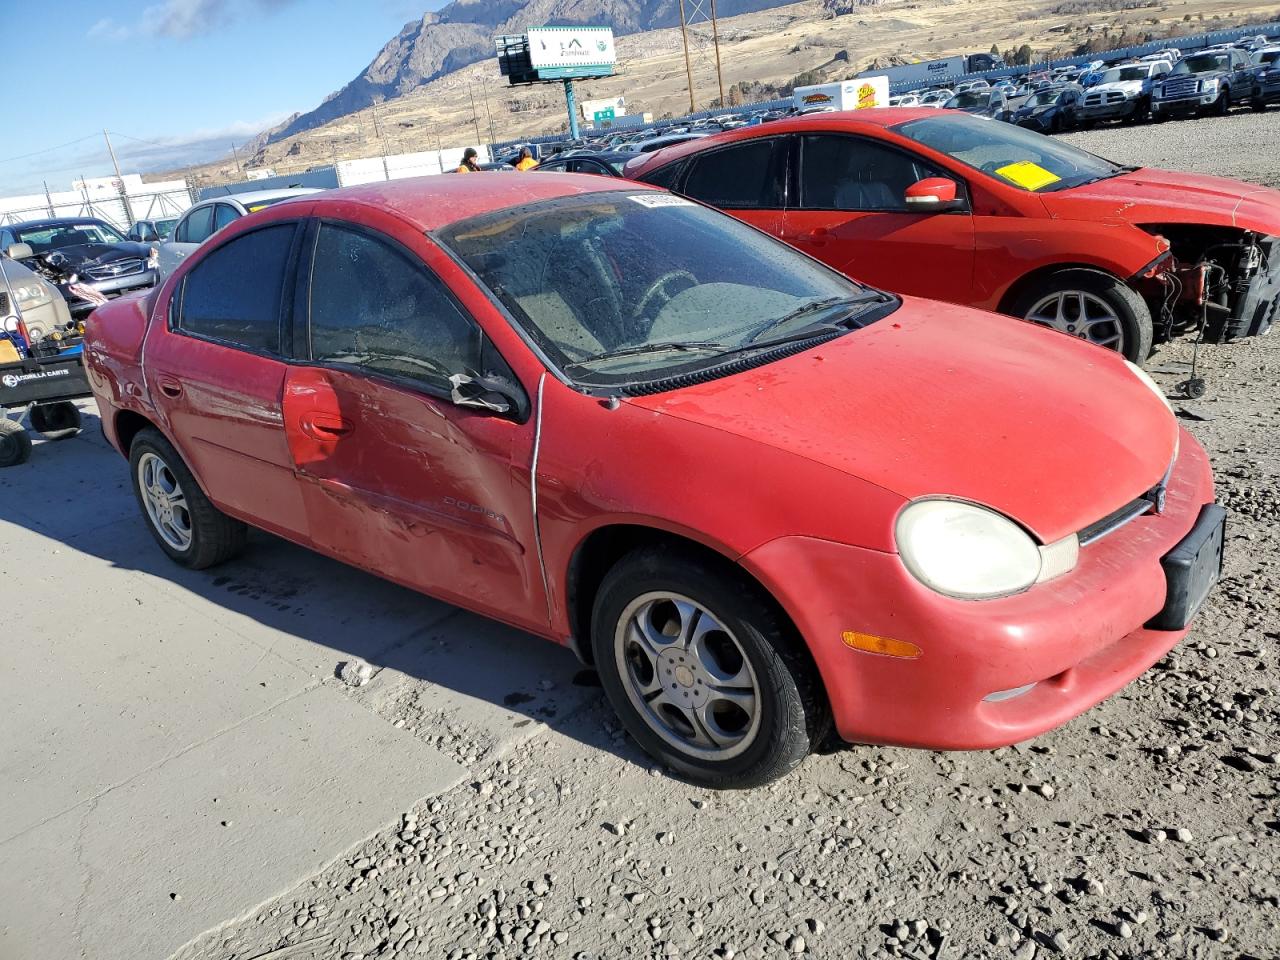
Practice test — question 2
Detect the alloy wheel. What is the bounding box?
[1023,289,1126,351]
[137,451,193,551]
[614,592,762,761]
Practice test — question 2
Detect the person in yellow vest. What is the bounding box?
[456,147,481,173]
[515,147,539,171]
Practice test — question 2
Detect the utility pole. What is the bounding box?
[678,0,697,113]
[231,141,243,175]
[42,180,55,218]
[478,77,498,146]
[466,84,484,144]
[710,0,725,108]
[102,129,135,227]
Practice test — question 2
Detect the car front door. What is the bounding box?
[280,217,547,630]
[1230,50,1256,101]
[144,217,312,540]
[158,203,215,279]
[779,133,975,300]
[674,137,789,237]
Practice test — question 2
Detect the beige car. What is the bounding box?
[0,254,73,343]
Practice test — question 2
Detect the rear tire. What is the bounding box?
[0,419,32,467]
[30,401,81,440]
[1008,268,1154,364]
[129,428,247,569]
[591,546,830,788]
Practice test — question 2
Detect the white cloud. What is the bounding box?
[88,18,134,41]
[88,0,300,42]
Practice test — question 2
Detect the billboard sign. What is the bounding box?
[527,26,616,71]
[581,95,626,121]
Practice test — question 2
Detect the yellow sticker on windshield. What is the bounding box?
[994,160,1061,191]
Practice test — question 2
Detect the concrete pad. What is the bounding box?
[0,685,464,960]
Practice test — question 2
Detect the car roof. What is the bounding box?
[7,216,113,230]
[194,187,323,208]
[306,173,659,232]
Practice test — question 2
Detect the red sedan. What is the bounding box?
[84,175,1223,787]
[623,109,1280,362]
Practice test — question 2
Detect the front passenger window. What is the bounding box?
[798,135,950,212]
[308,224,491,392]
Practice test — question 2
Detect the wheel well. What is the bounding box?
[114,410,154,457]
[996,263,1124,316]
[566,526,786,666]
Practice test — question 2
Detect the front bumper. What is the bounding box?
[1151,92,1218,114]
[741,428,1216,751]
[59,269,157,316]
[1079,100,1139,121]
[1258,78,1280,103]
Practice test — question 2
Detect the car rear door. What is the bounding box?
[144,215,312,540]
[674,136,789,237]
[280,216,547,630]
[779,132,975,300]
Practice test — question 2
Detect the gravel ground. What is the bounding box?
[175,115,1280,960]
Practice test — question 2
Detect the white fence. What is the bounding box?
[0,175,195,231]
[335,145,491,186]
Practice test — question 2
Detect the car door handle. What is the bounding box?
[157,376,183,399]
[300,412,353,441]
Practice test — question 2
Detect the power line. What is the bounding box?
[0,134,100,166]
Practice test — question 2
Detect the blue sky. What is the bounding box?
[0,0,449,197]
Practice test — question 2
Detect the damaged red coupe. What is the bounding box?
[624,110,1280,363]
[84,176,1223,787]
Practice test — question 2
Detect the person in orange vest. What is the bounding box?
[456,148,481,173]
[515,147,539,171]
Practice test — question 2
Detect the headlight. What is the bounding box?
[147,246,159,270]
[896,500,1078,600]
[12,281,52,309]
[1201,77,1220,92]
[1152,87,1163,99]
[1125,360,1172,411]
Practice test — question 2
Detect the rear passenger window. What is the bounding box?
[680,139,786,209]
[307,223,487,391]
[177,206,214,244]
[178,224,295,353]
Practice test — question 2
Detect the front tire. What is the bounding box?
[129,428,246,569]
[591,546,830,788]
[30,401,81,439]
[0,419,32,467]
[1008,268,1154,363]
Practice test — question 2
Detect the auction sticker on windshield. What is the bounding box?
[994,160,1062,191]
[629,195,696,208]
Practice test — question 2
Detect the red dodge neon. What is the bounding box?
[624,109,1280,363]
[84,175,1224,786]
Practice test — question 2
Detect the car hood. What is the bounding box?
[1041,168,1280,234]
[44,242,152,268]
[1089,80,1144,95]
[627,299,1177,545]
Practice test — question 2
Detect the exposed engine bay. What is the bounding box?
[1139,225,1280,343]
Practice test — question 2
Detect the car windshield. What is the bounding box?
[1174,54,1229,74]
[1102,66,1149,82]
[894,113,1125,192]
[437,191,890,389]
[16,221,126,251]
[1027,89,1063,107]
[154,218,178,239]
[948,91,992,109]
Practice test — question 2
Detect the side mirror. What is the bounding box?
[6,243,33,260]
[449,373,526,419]
[905,178,965,213]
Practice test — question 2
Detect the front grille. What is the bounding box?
[1085,91,1126,107]
[0,293,9,315]
[1161,76,1200,100]
[85,258,144,280]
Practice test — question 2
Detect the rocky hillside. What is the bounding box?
[271,0,798,141]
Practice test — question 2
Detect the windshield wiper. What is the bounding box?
[566,339,726,369]
[746,293,888,344]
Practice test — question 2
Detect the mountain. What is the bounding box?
[270,0,799,141]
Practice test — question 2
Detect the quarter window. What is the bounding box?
[308,223,488,391]
[177,205,215,244]
[178,224,295,352]
[213,204,239,232]
[797,135,949,212]
[680,139,786,208]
